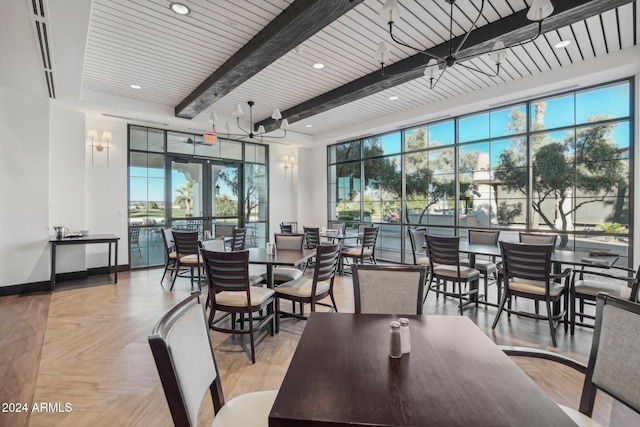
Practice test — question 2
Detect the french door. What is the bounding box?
[170,157,242,238]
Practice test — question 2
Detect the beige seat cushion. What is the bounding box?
[179,254,201,264]
[433,265,480,279]
[275,277,330,298]
[168,251,177,259]
[460,259,496,272]
[263,267,303,283]
[212,390,279,427]
[249,275,265,287]
[416,257,429,266]
[558,405,602,427]
[508,278,564,296]
[342,247,372,257]
[574,280,632,299]
[214,287,274,307]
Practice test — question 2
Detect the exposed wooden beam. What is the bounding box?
[258,0,633,132]
[175,0,364,119]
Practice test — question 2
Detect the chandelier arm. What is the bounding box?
[452,0,486,59]
[429,65,448,89]
[236,117,250,134]
[389,23,444,61]
[456,61,500,77]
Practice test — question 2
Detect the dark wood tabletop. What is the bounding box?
[269,312,576,427]
[247,248,315,288]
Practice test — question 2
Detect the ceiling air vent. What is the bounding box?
[27,0,55,98]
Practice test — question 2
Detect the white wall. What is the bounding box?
[297,145,327,228]
[85,117,129,268]
[0,88,51,286]
[268,144,298,238]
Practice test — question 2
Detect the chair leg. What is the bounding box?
[160,261,170,283]
[492,291,509,329]
[170,262,179,290]
[248,312,256,364]
[563,291,569,333]
[457,281,465,316]
[545,299,558,347]
[579,299,585,322]
[329,291,338,313]
[275,298,280,334]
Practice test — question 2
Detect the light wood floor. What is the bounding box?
[0,267,616,426]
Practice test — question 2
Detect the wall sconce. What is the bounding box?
[88,129,112,167]
[283,155,296,178]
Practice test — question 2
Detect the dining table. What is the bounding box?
[269,312,576,427]
[247,247,315,288]
[452,241,620,305]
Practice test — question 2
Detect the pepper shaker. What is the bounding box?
[398,318,411,354]
[389,321,402,358]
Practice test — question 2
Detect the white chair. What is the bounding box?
[263,233,306,285]
[148,293,278,426]
[460,229,500,303]
[352,264,427,315]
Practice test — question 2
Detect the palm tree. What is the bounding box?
[174,181,193,216]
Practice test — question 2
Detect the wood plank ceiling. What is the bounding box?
[82,0,638,140]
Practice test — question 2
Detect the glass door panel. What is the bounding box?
[171,160,204,237]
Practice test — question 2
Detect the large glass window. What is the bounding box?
[328,80,633,265]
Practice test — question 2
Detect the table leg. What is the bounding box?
[469,253,479,302]
[266,264,274,289]
[114,240,118,283]
[50,242,56,292]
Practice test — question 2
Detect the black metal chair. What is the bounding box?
[160,228,178,284]
[492,241,571,347]
[341,226,378,270]
[148,293,278,425]
[201,250,275,364]
[460,229,500,303]
[570,264,640,334]
[230,227,247,251]
[171,231,202,291]
[303,226,321,249]
[275,243,341,331]
[425,234,480,315]
[407,227,429,267]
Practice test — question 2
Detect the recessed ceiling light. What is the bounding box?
[170,3,190,15]
[313,63,325,69]
[555,40,571,49]
[305,124,313,128]
[389,95,399,100]
[130,84,142,89]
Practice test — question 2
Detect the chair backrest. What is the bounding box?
[579,294,640,418]
[303,226,320,249]
[469,229,500,245]
[162,228,174,255]
[200,237,226,252]
[215,224,235,238]
[313,243,341,284]
[148,293,224,427]
[352,265,426,315]
[328,221,347,235]
[361,227,379,249]
[499,241,552,283]
[130,226,140,243]
[425,234,461,266]
[280,222,298,233]
[230,228,247,251]
[201,249,251,296]
[519,232,557,247]
[173,231,200,257]
[408,228,427,265]
[274,233,304,250]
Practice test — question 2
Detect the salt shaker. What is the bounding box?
[389,321,402,358]
[398,318,411,354]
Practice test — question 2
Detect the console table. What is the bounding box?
[49,234,120,291]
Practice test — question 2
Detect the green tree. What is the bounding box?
[215,194,238,217]
[495,109,626,247]
[174,181,193,215]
